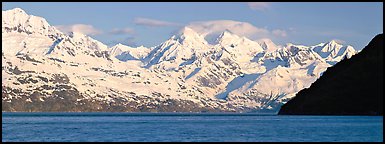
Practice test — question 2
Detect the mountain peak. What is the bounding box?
[67,31,109,51]
[218,30,238,39]
[6,7,26,14]
[221,30,234,36]
[172,26,207,45]
[285,43,294,48]
[69,31,86,37]
[215,30,241,44]
[111,43,126,48]
[2,7,63,37]
[181,26,194,32]
[112,43,132,49]
[2,8,29,22]
[257,38,278,52]
[177,26,199,37]
[318,40,344,53]
[328,40,343,46]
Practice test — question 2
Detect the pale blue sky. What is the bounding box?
[3,2,383,50]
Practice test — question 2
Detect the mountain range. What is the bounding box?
[2,8,358,112]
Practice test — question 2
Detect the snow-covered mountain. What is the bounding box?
[2,8,65,56]
[312,40,356,64]
[2,8,358,112]
[143,27,211,70]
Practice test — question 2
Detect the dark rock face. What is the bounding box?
[278,34,383,115]
[1,85,224,112]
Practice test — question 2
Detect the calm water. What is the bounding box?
[2,112,383,142]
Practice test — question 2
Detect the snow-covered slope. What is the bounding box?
[109,43,151,61]
[69,32,108,51]
[312,40,357,64]
[2,8,358,112]
[257,38,279,52]
[215,31,264,63]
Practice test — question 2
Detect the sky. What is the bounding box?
[2,2,383,50]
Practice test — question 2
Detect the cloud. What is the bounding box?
[272,29,287,37]
[134,17,180,27]
[55,24,102,35]
[184,20,291,44]
[247,2,271,11]
[109,28,135,35]
[186,20,270,40]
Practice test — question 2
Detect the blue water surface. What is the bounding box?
[2,112,383,142]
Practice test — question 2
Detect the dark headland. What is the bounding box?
[278,34,383,115]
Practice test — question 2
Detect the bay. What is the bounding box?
[2,112,383,142]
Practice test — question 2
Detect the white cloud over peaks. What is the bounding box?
[134,17,180,27]
[185,20,290,44]
[109,28,135,35]
[55,24,102,36]
[247,2,271,11]
[272,29,287,37]
[186,20,270,40]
